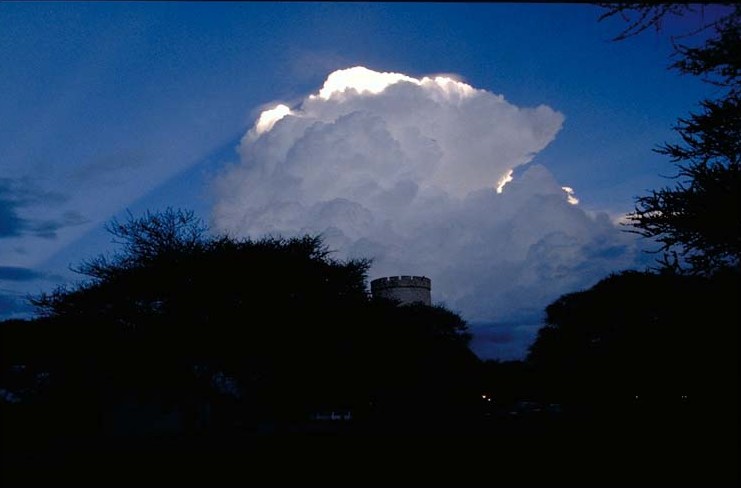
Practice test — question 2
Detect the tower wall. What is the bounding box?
[370,276,431,306]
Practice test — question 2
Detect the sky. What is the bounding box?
[0,2,729,358]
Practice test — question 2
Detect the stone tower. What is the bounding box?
[370,276,431,306]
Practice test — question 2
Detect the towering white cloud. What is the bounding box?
[212,66,642,358]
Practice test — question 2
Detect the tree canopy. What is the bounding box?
[601,4,740,274]
[4,208,476,440]
[527,270,738,408]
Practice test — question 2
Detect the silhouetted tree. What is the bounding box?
[355,301,477,428]
[7,208,475,441]
[27,209,371,429]
[528,270,738,413]
[600,4,740,274]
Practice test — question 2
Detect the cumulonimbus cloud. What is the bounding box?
[212,66,642,358]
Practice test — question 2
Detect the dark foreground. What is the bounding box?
[3,408,737,488]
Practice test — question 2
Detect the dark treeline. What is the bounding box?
[528,269,738,411]
[481,269,738,487]
[0,208,478,430]
[2,209,486,486]
[1,209,738,487]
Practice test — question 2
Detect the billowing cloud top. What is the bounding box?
[311,66,476,101]
[253,104,292,136]
[212,66,641,358]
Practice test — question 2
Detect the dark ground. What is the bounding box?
[2,408,737,488]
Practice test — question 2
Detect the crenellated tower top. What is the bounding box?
[370,275,431,306]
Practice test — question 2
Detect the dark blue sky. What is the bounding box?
[0,3,728,356]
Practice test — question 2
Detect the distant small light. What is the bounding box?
[634,395,639,399]
[487,398,492,402]
[481,394,487,399]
